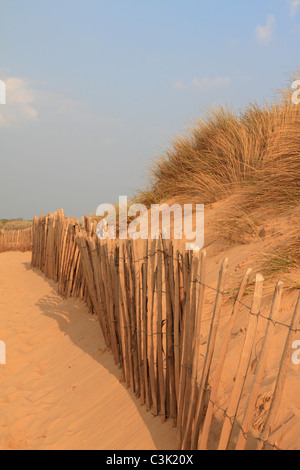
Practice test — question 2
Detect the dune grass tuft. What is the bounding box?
[0,219,33,230]
[136,78,300,253]
[137,81,300,213]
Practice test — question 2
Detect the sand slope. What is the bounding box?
[0,252,176,450]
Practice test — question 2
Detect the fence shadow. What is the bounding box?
[23,261,32,271]
[32,269,258,450]
[31,266,178,450]
[26,210,300,450]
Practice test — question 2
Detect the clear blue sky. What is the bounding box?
[0,0,299,219]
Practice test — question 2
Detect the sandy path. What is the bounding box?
[0,252,177,450]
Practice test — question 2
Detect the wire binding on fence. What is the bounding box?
[109,247,300,332]
[30,212,300,451]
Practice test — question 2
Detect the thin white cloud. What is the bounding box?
[173,76,231,92]
[173,81,187,90]
[0,76,123,130]
[0,77,38,127]
[288,0,300,18]
[255,15,276,45]
[191,76,232,91]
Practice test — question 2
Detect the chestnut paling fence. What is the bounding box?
[0,227,32,253]
[4,209,300,450]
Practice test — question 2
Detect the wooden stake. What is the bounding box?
[182,250,207,449]
[235,280,283,450]
[198,267,252,450]
[257,292,300,450]
[190,258,228,450]
[218,273,264,450]
[156,238,166,422]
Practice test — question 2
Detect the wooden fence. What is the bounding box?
[0,227,33,253]
[30,210,300,450]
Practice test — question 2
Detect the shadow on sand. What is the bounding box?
[23,261,178,450]
[22,261,259,451]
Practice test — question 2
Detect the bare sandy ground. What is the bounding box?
[0,252,177,450]
[1,250,299,450]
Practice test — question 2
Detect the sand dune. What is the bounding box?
[0,252,177,450]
